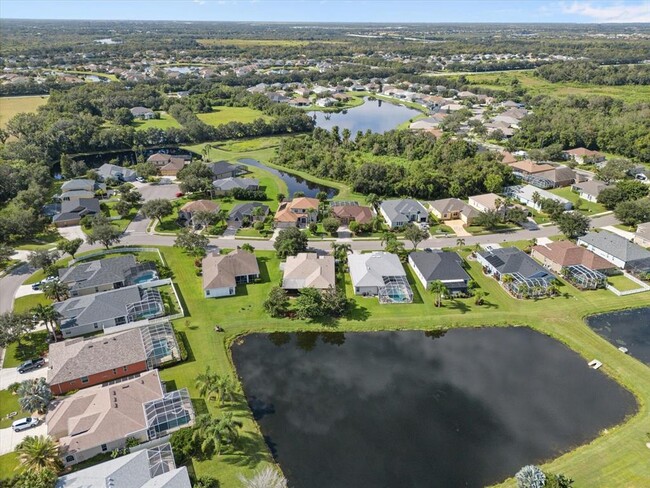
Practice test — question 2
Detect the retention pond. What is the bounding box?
[586,306,650,365]
[232,327,635,488]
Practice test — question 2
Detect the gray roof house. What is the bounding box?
[212,177,259,193]
[58,255,158,297]
[379,199,429,228]
[208,161,247,179]
[634,222,650,248]
[578,230,650,271]
[97,163,138,182]
[504,184,572,212]
[476,246,555,297]
[571,180,610,203]
[54,285,165,338]
[228,202,270,222]
[52,198,101,227]
[408,250,470,294]
[56,443,191,488]
[130,106,155,119]
[348,252,413,303]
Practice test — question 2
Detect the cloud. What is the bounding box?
[193,0,206,5]
[561,1,650,22]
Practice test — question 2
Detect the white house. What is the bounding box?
[348,252,412,303]
[504,184,572,212]
[379,199,429,229]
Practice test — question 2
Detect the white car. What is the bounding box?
[136,177,145,183]
[12,417,40,432]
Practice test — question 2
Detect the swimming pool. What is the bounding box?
[133,271,158,284]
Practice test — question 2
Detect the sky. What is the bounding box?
[0,0,649,23]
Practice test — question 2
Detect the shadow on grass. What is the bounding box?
[175,330,196,362]
[173,284,191,319]
[220,433,270,468]
[345,300,370,321]
[165,379,178,391]
[12,331,49,364]
[192,397,209,416]
[447,299,471,314]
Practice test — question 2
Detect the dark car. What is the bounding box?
[17,358,45,374]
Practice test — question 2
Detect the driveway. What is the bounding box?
[136,182,181,202]
[445,219,471,237]
[14,285,42,299]
[57,225,86,241]
[0,362,48,390]
[0,422,47,455]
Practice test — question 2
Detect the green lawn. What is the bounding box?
[2,329,49,368]
[607,274,642,292]
[548,187,607,215]
[132,112,181,131]
[0,390,23,429]
[0,452,20,479]
[12,229,62,251]
[0,95,47,128]
[197,107,271,126]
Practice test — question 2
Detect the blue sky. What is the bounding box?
[1,1,649,23]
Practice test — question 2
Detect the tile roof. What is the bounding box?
[282,253,335,289]
[348,252,406,288]
[179,200,220,214]
[202,249,260,290]
[508,160,554,174]
[331,204,374,224]
[532,241,615,271]
[48,329,147,386]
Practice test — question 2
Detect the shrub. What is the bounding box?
[175,330,189,361]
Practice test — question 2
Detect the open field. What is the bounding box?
[196,106,271,126]
[0,95,48,128]
[461,71,650,104]
[132,111,181,131]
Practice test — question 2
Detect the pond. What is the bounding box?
[232,328,635,488]
[587,307,650,364]
[308,97,423,135]
[238,158,337,199]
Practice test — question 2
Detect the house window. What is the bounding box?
[123,366,128,372]
[93,324,99,329]
[81,376,88,383]
[112,369,117,375]
[65,455,75,463]
[101,444,108,452]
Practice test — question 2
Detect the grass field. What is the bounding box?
[132,112,181,131]
[196,106,271,126]
[607,274,642,292]
[0,95,48,128]
[548,187,608,215]
[0,390,23,429]
[0,452,20,479]
[462,71,650,104]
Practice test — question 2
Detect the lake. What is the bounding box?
[586,307,650,364]
[308,97,423,135]
[238,158,337,199]
[232,328,635,488]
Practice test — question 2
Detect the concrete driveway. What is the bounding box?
[136,182,181,202]
[57,225,86,241]
[0,361,48,390]
[0,422,47,455]
[445,219,471,237]
[14,284,42,299]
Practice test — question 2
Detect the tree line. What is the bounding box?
[536,62,650,85]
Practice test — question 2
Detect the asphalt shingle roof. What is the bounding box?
[58,255,137,292]
[409,251,470,282]
[579,230,650,263]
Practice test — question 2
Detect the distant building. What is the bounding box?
[504,185,572,212]
[52,198,101,227]
[146,153,191,176]
[571,180,610,203]
[634,222,650,248]
[208,161,247,179]
[531,240,617,274]
[578,230,650,270]
[330,203,374,225]
[428,198,481,225]
[212,177,259,194]
[97,163,138,182]
[228,202,270,223]
[274,197,320,228]
[130,106,155,119]
[468,193,504,213]
[563,148,606,165]
[179,200,220,228]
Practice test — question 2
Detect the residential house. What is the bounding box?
[468,193,505,213]
[330,202,374,225]
[274,197,320,228]
[58,255,158,297]
[48,322,179,395]
[634,222,650,248]
[409,116,445,130]
[52,198,101,227]
[571,180,610,203]
[379,199,428,229]
[282,253,335,291]
[130,107,155,119]
[508,160,554,177]
[97,163,138,182]
[55,443,191,488]
[499,151,518,165]
[428,198,482,225]
[202,249,260,298]
[504,185,573,211]
[315,97,337,108]
[533,166,576,188]
[564,147,606,165]
[212,177,259,195]
[47,370,193,466]
[476,246,556,297]
[578,230,650,270]
[179,200,220,227]
[60,179,104,201]
[146,153,191,177]
[294,87,311,97]
[409,250,470,295]
[228,202,270,223]
[208,161,247,179]
[348,252,413,303]
[532,240,617,274]
[267,92,290,104]
[288,97,310,107]
[54,285,165,338]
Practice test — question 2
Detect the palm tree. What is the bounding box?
[474,290,486,305]
[531,191,541,207]
[456,238,465,247]
[365,193,382,209]
[213,375,238,406]
[41,281,69,302]
[195,367,219,401]
[428,280,448,308]
[215,412,243,447]
[16,435,61,473]
[17,377,52,414]
[31,304,60,342]
[251,205,266,222]
[331,242,352,271]
[201,144,213,160]
[192,413,243,456]
[238,466,288,488]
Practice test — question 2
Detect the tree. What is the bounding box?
[17,377,52,414]
[557,212,590,239]
[515,465,546,488]
[543,472,574,488]
[614,198,650,226]
[485,173,504,193]
[0,243,15,268]
[112,107,134,126]
[0,312,35,348]
[474,290,486,305]
[263,286,290,318]
[321,286,350,317]
[192,413,243,456]
[308,222,318,234]
[142,199,173,225]
[316,190,329,202]
[192,209,218,229]
[322,216,341,234]
[135,162,159,178]
[16,435,61,473]
[86,219,122,249]
[41,280,70,302]
[27,250,59,273]
[121,188,143,205]
[295,287,324,320]
[596,158,633,183]
[31,304,60,342]
[403,223,428,249]
[428,280,448,307]
[113,200,133,218]
[381,231,405,257]
[474,209,502,230]
[331,242,352,271]
[456,238,466,247]
[174,229,210,257]
[348,220,360,235]
[195,367,219,402]
[241,243,255,253]
[238,466,288,488]
[505,206,529,225]
[56,238,83,259]
[540,198,566,221]
[4,468,58,488]
[274,227,308,258]
[276,192,286,202]
[365,193,382,209]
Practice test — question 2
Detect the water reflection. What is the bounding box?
[587,307,650,364]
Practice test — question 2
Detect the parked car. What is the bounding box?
[31,282,42,291]
[18,358,45,374]
[136,177,145,183]
[175,192,185,198]
[12,417,40,432]
[635,173,648,182]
